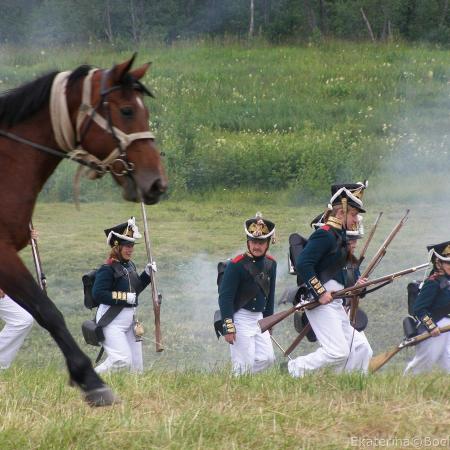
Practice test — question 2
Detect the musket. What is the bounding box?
[29,221,47,293]
[361,209,409,280]
[258,262,428,333]
[369,324,450,373]
[358,211,383,266]
[283,322,312,356]
[140,202,163,352]
[270,335,292,361]
[349,209,410,325]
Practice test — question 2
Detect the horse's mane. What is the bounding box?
[67,65,92,87]
[0,71,58,127]
[0,65,94,128]
[0,63,152,128]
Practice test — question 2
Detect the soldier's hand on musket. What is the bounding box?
[224,333,236,344]
[430,327,441,337]
[319,291,333,305]
[30,229,39,241]
[145,261,157,275]
[356,277,368,285]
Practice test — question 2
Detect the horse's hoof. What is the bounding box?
[84,385,121,407]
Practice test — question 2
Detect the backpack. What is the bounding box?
[288,233,308,276]
[407,281,421,317]
[288,230,343,285]
[82,269,99,310]
[217,260,231,293]
[403,280,422,338]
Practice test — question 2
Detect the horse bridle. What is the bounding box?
[73,68,155,177]
[0,67,156,178]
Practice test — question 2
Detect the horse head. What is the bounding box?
[73,54,168,204]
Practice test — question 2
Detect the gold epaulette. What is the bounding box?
[325,216,342,230]
[112,291,128,301]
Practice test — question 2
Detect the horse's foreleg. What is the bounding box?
[0,246,119,406]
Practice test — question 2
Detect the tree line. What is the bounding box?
[1,0,449,46]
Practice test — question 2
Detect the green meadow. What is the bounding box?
[1,40,448,200]
[0,41,449,448]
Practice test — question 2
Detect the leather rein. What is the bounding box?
[0,68,155,178]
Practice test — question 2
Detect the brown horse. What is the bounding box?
[0,54,167,406]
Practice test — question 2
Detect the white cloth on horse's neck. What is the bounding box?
[50,71,74,152]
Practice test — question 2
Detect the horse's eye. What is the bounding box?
[120,106,134,118]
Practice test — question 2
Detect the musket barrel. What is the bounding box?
[140,202,163,352]
[284,323,311,356]
[369,324,450,373]
[260,262,428,333]
[259,307,296,333]
[358,211,383,265]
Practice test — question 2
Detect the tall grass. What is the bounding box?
[0,367,449,449]
[1,40,448,200]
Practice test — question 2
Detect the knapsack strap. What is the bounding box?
[96,305,124,327]
[242,257,273,298]
[95,347,105,364]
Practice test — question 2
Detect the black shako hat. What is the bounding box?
[329,181,367,213]
[426,241,450,262]
[244,212,276,242]
[104,217,142,247]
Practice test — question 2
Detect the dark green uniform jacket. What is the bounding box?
[92,260,151,307]
[296,224,347,299]
[218,253,277,334]
[414,273,450,331]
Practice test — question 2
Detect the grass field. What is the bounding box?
[0,199,448,448]
[1,368,449,449]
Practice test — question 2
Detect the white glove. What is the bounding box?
[126,292,136,305]
[145,261,157,275]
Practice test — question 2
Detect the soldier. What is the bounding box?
[0,229,37,369]
[404,241,450,374]
[218,213,277,375]
[288,182,373,377]
[92,217,153,374]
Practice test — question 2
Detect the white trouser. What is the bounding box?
[94,305,143,374]
[230,308,275,375]
[0,295,34,369]
[288,280,373,378]
[404,316,450,375]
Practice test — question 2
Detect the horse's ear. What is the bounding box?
[111,53,137,83]
[129,62,151,81]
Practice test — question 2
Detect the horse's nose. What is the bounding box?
[152,178,167,195]
[143,178,167,204]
